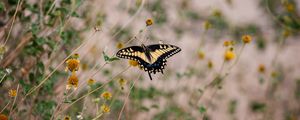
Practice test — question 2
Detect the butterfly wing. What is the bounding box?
[147,44,181,61]
[146,44,181,74]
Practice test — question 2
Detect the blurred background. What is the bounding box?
[0,0,300,120]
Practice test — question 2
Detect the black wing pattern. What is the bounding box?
[116,44,181,80]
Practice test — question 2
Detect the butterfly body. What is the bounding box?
[116,44,181,80]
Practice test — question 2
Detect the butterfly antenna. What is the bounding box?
[148,71,153,80]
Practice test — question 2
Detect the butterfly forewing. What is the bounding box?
[147,44,181,60]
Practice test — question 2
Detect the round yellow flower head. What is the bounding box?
[118,78,127,90]
[223,40,230,47]
[203,20,212,30]
[67,73,79,90]
[146,18,153,26]
[0,114,8,120]
[197,51,205,60]
[117,42,124,49]
[9,89,17,97]
[271,71,278,78]
[242,35,252,44]
[101,104,110,113]
[64,116,71,120]
[224,50,235,61]
[207,60,213,69]
[282,29,290,38]
[87,78,95,86]
[258,64,266,73]
[66,59,80,72]
[285,3,295,12]
[0,45,6,55]
[101,91,112,100]
[129,60,138,67]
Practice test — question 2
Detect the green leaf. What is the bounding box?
[250,101,266,112]
[0,2,5,12]
[102,52,120,62]
[199,106,206,114]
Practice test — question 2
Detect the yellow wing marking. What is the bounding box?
[149,47,175,63]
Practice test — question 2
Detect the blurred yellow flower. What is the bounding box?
[129,60,138,67]
[101,104,110,113]
[207,60,213,69]
[64,116,71,120]
[73,53,79,59]
[258,64,266,73]
[224,50,235,61]
[87,78,95,86]
[197,51,205,60]
[282,29,290,38]
[223,40,230,47]
[242,35,252,44]
[223,40,235,47]
[212,9,222,17]
[101,91,112,100]
[0,45,6,55]
[146,18,153,26]
[118,78,127,90]
[285,3,295,12]
[65,58,80,72]
[203,21,212,30]
[117,42,124,49]
[66,73,79,90]
[271,71,278,78]
[0,114,7,120]
[9,89,17,97]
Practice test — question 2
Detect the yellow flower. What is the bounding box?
[224,50,235,61]
[285,3,295,12]
[0,114,8,120]
[9,89,17,97]
[197,51,205,60]
[136,0,142,7]
[212,9,222,17]
[223,40,230,47]
[207,60,213,69]
[129,60,138,67]
[64,116,71,120]
[87,78,95,86]
[203,21,212,30]
[118,78,127,90]
[0,45,6,55]
[242,35,252,44]
[282,29,290,38]
[117,42,124,49]
[66,73,79,90]
[65,59,80,72]
[81,63,88,71]
[223,40,235,47]
[101,104,110,113]
[271,71,278,78]
[146,18,153,26]
[73,53,79,59]
[258,64,266,73]
[101,91,112,100]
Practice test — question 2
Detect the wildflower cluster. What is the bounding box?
[65,53,81,90]
[118,78,127,90]
[100,91,112,113]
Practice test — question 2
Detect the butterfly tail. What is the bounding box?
[148,71,153,80]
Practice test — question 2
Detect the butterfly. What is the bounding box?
[116,44,181,80]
